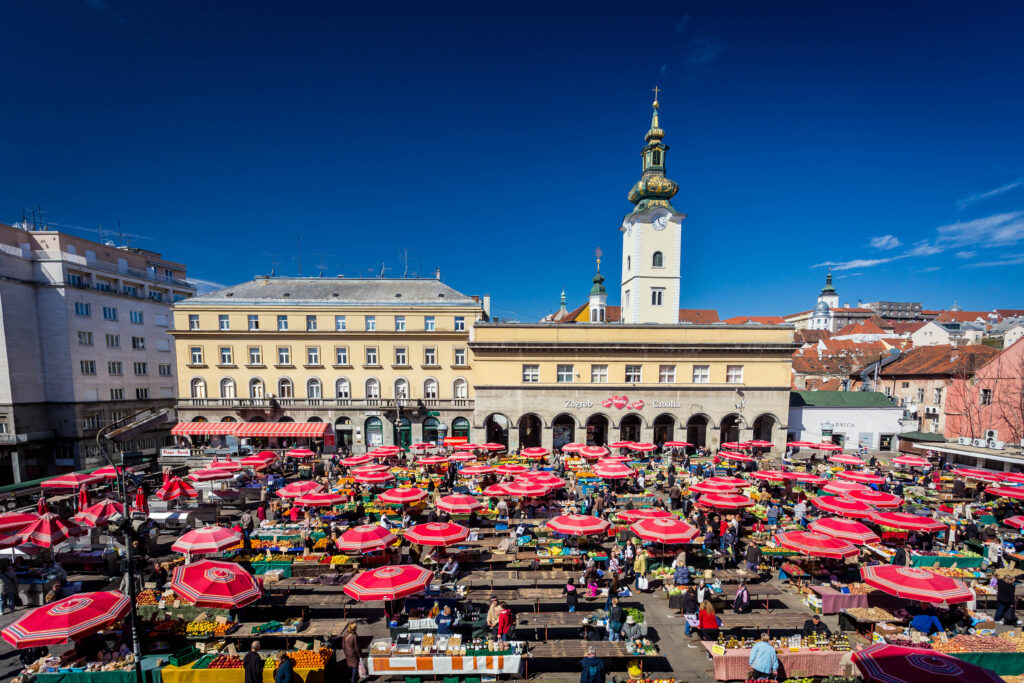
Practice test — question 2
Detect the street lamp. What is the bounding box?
[96,408,169,683]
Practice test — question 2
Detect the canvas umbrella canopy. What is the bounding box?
[377,487,428,505]
[519,447,550,458]
[829,453,865,466]
[171,526,243,554]
[846,490,904,508]
[77,485,89,513]
[719,451,755,463]
[494,464,529,475]
[275,480,325,499]
[91,465,132,480]
[697,493,756,509]
[750,470,789,482]
[817,443,844,451]
[240,451,277,467]
[688,481,738,495]
[783,472,828,486]
[210,456,242,471]
[746,440,773,448]
[985,485,1024,500]
[860,565,972,604]
[617,508,674,522]
[404,522,469,546]
[131,488,148,516]
[720,442,742,449]
[74,499,123,528]
[481,443,506,451]
[410,443,435,451]
[808,517,880,544]
[436,494,485,514]
[774,530,858,559]
[155,477,198,501]
[295,491,345,507]
[169,559,262,608]
[1002,516,1024,530]
[663,441,692,448]
[601,454,632,462]
[811,495,874,518]
[19,514,84,547]
[852,643,1002,683]
[951,468,1002,482]
[1,591,130,647]
[417,456,450,466]
[187,468,234,482]
[578,446,609,459]
[869,511,947,532]
[458,465,494,476]
[592,462,635,479]
[523,474,564,489]
[338,524,397,553]
[353,464,390,474]
[286,448,316,459]
[609,441,634,448]
[453,443,482,451]
[837,470,886,485]
[630,442,657,452]
[821,480,870,496]
[0,513,36,533]
[786,441,817,448]
[375,445,402,453]
[892,455,930,467]
[560,442,585,452]
[546,514,611,536]
[631,517,699,544]
[705,476,747,488]
[448,453,477,462]
[502,480,550,497]
[482,484,510,496]
[354,471,395,484]
[340,454,373,466]
[1000,472,1024,484]
[41,472,104,489]
[344,565,433,601]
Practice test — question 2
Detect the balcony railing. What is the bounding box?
[38,250,193,289]
[178,397,473,410]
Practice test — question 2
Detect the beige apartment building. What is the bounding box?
[170,277,486,450]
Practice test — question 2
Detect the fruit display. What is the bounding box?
[288,648,334,668]
[147,620,186,636]
[931,567,985,579]
[205,655,243,669]
[760,546,799,557]
[882,635,933,649]
[844,607,897,623]
[186,619,235,637]
[137,590,159,605]
[832,582,873,595]
[625,638,658,655]
[932,634,1017,653]
[779,562,808,577]
[998,632,1024,652]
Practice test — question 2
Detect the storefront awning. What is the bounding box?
[234,422,331,438]
[170,421,238,436]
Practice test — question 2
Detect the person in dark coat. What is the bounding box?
[243,641,263,683]
[995,577,1019,625]
[580,646,607,683]
[341,622,362,683]
[274,652,294,683]
[803,614,831,636]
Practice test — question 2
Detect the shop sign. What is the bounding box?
[364,410,381,416]
[160,447,190,458]
[561,395,681,411]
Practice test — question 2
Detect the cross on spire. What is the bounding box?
[652,85,661,103]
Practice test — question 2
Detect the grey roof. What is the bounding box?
[990,317,1024,334]
[185,277,480,306]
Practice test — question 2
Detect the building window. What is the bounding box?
[916,388,925,403]
[557,364,574,383]
[625,365,642,383]
[132,336,145,350]
[365,347,378,365]
[624,289,630,310]
[110,388,124,400]
[335,315,346,331]
[305,315,317,331]
[220,378,235,398]
[106,334,120,348]
[190,378,206,398]
[693,365,710,384]
[123,284,138,298]
[522,364,539,383]
[454,378,468,398]
[277,315,288,331]
[158,363,172,376]
[883,386,892,397]
[454,348,467,366]
[392,377,407,399]
[651,288,664,306]
[129,311,143,324]
[365,316,376,332]
[133,362,148,375]
[934,387,943,405]
[218,315,229,330]
[80,360,96,375]
[335,347,348,365]
[652,149,662,166]
[980,389,992,406]
[248,314,259,330]
[424,378,438,399]
[395,316,406,332]
[591,364,608,383]
[277,347,291,365]
[659,364,676,383]
[726,365,744,384]
[78,331,93,346]
[135,387,149,400]
[248,346,262,365]
[652,251,663,267]
[277,378,293,398]
[103,306,118,321]
[188,314,199,330]
[336,378,350,398]
[395,347,407,365]
[108,361,122,375]
[190,347,203,364]
[307,378,322,399]
[365,378,380,398]
[424,347,437,366]
[68,273,84,287]
[306,347,320,365]
[901,381,910,389]
[75,302,91,317]
[424,316,435,332]
[249,378,264,399]
[454,316,465,332]
[219,347,233,365]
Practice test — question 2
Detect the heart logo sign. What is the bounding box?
[610,395,629,410]
[630,400,644,411]
[601,397,614,409]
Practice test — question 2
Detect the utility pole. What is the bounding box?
[296,237,302,276]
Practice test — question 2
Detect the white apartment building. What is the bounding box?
[0,222,195,483]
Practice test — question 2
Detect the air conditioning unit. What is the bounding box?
[991,440,1006,450]
[985,429,999,440]
[958,437,972,445]
[972,438,986,447]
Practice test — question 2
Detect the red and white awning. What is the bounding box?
[170,422,237,436]
[234,422,331,438]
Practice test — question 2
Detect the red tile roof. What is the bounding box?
[723,315,787,325]
[890,321,927,335]
[834,316,893,337]
[878,344,1000,377]
[794,329,832,344]
[934,310,991,323]
[805,377,842,391]
[792,340,890,377]
[556,304,719,324]
[996,309,1024,319]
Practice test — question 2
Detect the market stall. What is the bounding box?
[366,636,524,676]
[701,634,853,681]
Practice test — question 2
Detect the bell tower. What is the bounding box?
[620,88,685,325]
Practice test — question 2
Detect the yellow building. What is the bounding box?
[170,277,485,449]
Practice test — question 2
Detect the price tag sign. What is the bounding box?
[711,644,725,656]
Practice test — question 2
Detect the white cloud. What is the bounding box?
[955,250,977,259]
[916,266,941,273]
[188,278,226,294]
[868,235,902,250]
[905,241,945,257]
[813,257,900,271]
[956,177,1024,209]
[963,253,1024,268]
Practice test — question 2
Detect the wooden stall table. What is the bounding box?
[707,584,781,611]
[469,587,563,612]
[701,641,852,681]
[525,641,648,679]
[717,613,809,631]
[30,656,164,683]
[514,612,595,640]
[230,617,348,639]
[160,661,325,683]
[837,608,900,637]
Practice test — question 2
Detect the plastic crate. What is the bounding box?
[404,678,422,683]
[169,646,200,667]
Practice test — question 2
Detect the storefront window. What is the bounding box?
[452,417,470,440]
[365,417,383,448]
[423,417,440,444]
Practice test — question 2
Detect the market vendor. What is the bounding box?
[621,614,642,640]
[436,605,455,634]
[803,614,831,636]
[910,604,946,635]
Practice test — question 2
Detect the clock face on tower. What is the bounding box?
[652,215,669,231]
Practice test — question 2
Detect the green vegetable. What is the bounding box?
[624,607,644,624]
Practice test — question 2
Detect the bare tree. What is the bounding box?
[989,350,1024,445]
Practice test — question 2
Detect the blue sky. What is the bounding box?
[2,1,1023,320]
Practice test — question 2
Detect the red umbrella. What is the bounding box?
[630,442,657,452]
[579,446,609,459]
[698,493,755,509]
[846,489,904,508]
[169,559,262,608]
[481,443,506,452]
[210,456,242,471]
[458,465,494,476]
[92,465,132,480]
[1000,472,1024,484]
[338,524,397,553]
[631,518,699,544]
[783,472,828,486]
[721,442,742,449]
[482,484,510,496]
[546,514,611,536]
[892,455,929,467]
[494,464,528,475]
[985,485,1024,500]
[774,530,858,559]
[601,454,631,462]
[344,565,433,601]
[155,477,198,501]
[404,522,469,546]
[77,485,89,513]
[617,508,674,522]
[417,456,450,465]
[274,480,325,499]
[1,591,130,647]
[187,468,234,482]
[520,447,550,459]
[436,495,485,514]
[375,445,401,453]
[353,464,390,474]
[817,443,843,452]
[162,468,171,485]
[951,468,1001,482]
[852,643,1002,683]
[286,448,316,459]
[41,472,104,489]
[829,453,864,466]
[502,480,550,497]
[811,495,874,518]
[1002,515,1024,530]
[0,513,37,533]
[718,451,755,463]
[240,452,277,467]
[821,480,870,496]
[410,443,435,451]
[609,441,634,449]
[18,514,84,547]
[448,453,477,462]
[74,499,123,528]
[592,462,635,479]
[837,470,885,485]
[523,474,564,489]
[869,511,946,532]
[688,481,738,495]
[295,491,345,507]
[664,441,693,448]
[377,487,428,505]
[132,488,148,516]
[453,443,483,451]
[354,471,395,484]
[808,517,880,544]
[37,496,48,515]
[560,442,585,452]
[171,526,243,554]
[786,441,817,448]
[860,565,972,604]
[750,470,789,482]
[340,454,373,466]
[747,440,773,448]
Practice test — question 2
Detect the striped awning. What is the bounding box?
[170,422,238,436]
[233,422,330,438]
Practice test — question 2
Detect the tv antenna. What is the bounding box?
[295,236,302,276]
[313,252,331,277]
[399,248,409,277]
[261,253,280,277]
[378,262,390,278]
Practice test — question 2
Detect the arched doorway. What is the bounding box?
[307,416,323,422]
[653,414,674,445]
[451,417,470,441]
[686,415,708,453]
[585,414,608,446]
[619,414,642,442]
[393,416,412,449]
[365,417,383,449]
[720,414,741,444]
[518,414,542,448]
[423,417,441,445]
[753,414,775,442]
[220,416,235,422]
[552,414,575,449]
[484,413,509,448]
[335,416,353,451]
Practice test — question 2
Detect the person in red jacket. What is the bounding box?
[698,600,720,641]
[496,601,513,643]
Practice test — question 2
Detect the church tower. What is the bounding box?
[817,269,839,310]
[588,251,607,323]
[620,90,684,325]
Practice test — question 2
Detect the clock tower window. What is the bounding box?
[652,251,663,268]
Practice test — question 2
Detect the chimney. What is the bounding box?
[435,268,441,280]
[482,294,491,319]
